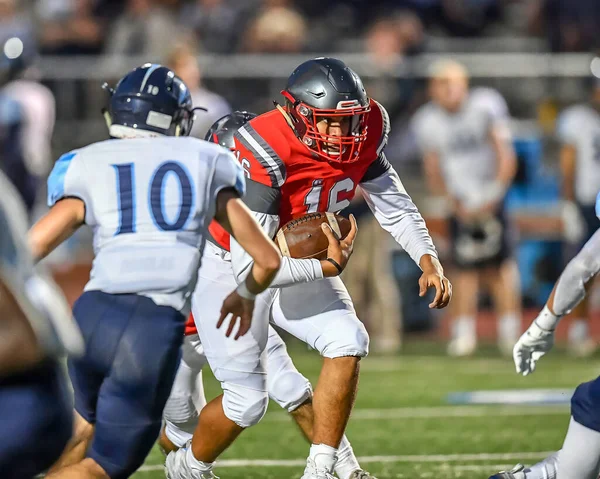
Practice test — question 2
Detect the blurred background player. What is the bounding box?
[0,168,82,479]
[0,36,51,216]
[488,195,600,479]
[166,42,230,139]
[413,59,519,357]
[555,77,600,356]
[30,63,281,479]
[160,111,379,479]
[1,36,55,215]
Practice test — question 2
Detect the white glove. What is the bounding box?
[513,321,555,376]
[562,200,586,244]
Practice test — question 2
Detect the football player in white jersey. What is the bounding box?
[0,169,82,479]
[489,192,600,479]
[412,59,520,356]
[28,64,281,479]
[555,77,600,356]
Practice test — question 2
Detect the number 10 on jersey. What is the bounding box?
[113,161,194,235]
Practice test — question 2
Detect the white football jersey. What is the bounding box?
[412,87,512,204]
[47,136,245,315]
[557,104,600,205]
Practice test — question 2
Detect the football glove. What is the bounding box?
[513,321,555,376]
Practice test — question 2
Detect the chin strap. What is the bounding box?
[273,101,297,132]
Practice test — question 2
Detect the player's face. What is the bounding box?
[316,116,351,136]
[315,116,351,152]
[431,75,468,112]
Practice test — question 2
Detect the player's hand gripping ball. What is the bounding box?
[275,212,352,260]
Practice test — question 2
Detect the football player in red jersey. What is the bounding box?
[161,112,379,479]
[166,58,451,479]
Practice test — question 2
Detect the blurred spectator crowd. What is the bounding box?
[1,0,600,61]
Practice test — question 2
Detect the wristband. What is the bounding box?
[236,280,257,300]
[534,305,560,331]
[326,258,343,276]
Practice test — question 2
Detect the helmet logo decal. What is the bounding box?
[336,100,361,109]
[139,64,160,92]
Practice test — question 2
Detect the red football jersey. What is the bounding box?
[210,98,390,250]
[185,313,197,336]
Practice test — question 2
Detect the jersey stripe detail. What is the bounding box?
[374,100,390,155]
[237,125,286,187]
[47,152,76,206]
[243,180,281,214]
[361,152,393,183]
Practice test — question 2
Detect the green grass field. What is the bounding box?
[133,340,600,478]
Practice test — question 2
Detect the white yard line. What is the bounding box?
[262,405,568,422]
[138,451,554,472]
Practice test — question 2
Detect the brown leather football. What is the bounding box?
[275,212,352,260]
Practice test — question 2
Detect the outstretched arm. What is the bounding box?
[360,156,451,309]
[514,226,600,376]
[213,187,281,339]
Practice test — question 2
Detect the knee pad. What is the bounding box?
[222,384,269,428]
[319,314,370,359]
[572,376,600,433]
[268,369,312,412]
[163,391,199,429]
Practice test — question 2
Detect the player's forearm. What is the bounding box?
[423,152,448,196]
[494,141,517,188]
[390,213,439,267]
[222,198,281,293]
[536,228,600,331]
[560,145,577,201]
[28,198,84,262]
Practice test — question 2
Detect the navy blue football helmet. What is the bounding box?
[205,111,257,149]
[102,63,204,137]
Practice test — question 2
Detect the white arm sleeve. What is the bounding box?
[551,227,600,317]
[360,166,438,267]
[230,210,323,288]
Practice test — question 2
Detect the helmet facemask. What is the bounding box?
[282,91,370,163]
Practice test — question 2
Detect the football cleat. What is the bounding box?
[164,445,220,479]
[300,458,335,479]
[488,464,525,479]
[349,469,378,479]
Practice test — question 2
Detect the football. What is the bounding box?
[275,212,352,260]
